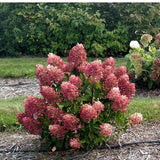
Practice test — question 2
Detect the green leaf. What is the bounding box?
[83,81,90,91]
[141,39,149,48]
[148,81,153,89]
[115,112,125,126]
[57,104,64,109]
[81,94,91,101]
[55,140,64,148]
[62,101,72,106]
[126,59,131,70]
[125,54,131,59]
[13,28,23,43]
[92,82,101,89]
[80,73,86,83]
[93,89,100,100]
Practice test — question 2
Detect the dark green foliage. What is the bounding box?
[1,3,160,57]
[93,3,160,38]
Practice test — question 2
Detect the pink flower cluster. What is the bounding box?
[22,117,42,135]
[46,105,64,124]
[102,57,115,70]
[85,60,103,84]
[100,123,113,137]
[77,61,88,72]
[129,113,143,126]
[47,111,83,140]
[111,95,129,113]
[92,101,104,115]
[47,65,65,83]
[61,81,79,101]
[102,66,114,80]
[36,64,65,87]
[70,138,81,148]
[17,111,42,135]
[17,112,26,124]
[69,75,82,88]
[107,87,120,101]
[63,62,75,73]
[80,101,104,123]
[17,96,45,135]
[62,113,81,131]
[40,86,61,104]
[118,74,135,100]
[103,73,118,91]
[49,124,66,140]
[23,95,45,119]
[103,66,135,113]
[47,53,66,71]
[67,43,87,68]
[80,104,97,123]
[114,66,127,79]
[36,64,51,86]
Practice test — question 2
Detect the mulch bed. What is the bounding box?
[0,78,160,99]
[0,122,160,160]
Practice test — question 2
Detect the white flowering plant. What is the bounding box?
[126,33,160,89]
[129,40,141,49]
[17,44,142,150]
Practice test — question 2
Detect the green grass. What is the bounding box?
[0,97,25,131]
[0,97,159,131]
[114,57,127,68]
[127,97,160,122]
[0,57,126,78]
[0,57,47,78]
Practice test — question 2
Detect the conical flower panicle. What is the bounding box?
[102,57,115,70]
[40,86,61,105]
[47,53,66,71]
[85,59,103,84]
[67,43,87,68]
[61,81,79,102]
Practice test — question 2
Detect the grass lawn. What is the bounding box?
[0,57,126,78]
[0,57,47,78]
[0,97,25,131]
[127,97,160,122]
[0,97,160,131]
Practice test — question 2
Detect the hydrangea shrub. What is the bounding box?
[17,44,141,150]
[126,33,160,89]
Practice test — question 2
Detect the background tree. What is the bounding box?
[1,3,160,57]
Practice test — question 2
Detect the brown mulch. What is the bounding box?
[0,78,40,99]
[0,122,160,160]
[0,78,160,99]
